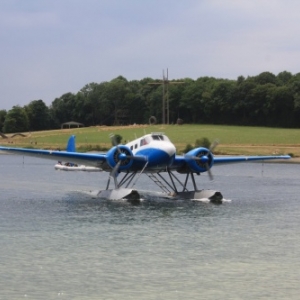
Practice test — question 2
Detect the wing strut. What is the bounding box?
[130,161,149,188]
[106,161,149,190]
[191,172,198,191]
[147,173,171,193]
[147,169,197,194]
[166,169,189,192]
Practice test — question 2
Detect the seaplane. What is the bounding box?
[0,132,290,204]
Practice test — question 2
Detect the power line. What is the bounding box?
[148,69,184,124]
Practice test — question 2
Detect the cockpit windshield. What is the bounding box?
[152,135,164,141]
[150,133,170,142]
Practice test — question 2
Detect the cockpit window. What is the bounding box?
[140,138,148,146]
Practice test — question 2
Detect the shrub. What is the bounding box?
[195,137,211,148]
[183,143,193,153]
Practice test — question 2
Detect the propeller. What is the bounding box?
[108,133,148,175]
[106,134,127,188]
[109,133,128,177]
[106,159,121,189]
[209,139,219,152]
[206,164,214,181]
[187,139,219,181]
[109,133,120,147]
[206,139,219,180]
[109,133,138,161]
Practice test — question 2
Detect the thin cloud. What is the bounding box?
[1,0,300,110]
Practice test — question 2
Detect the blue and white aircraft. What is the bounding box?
[0,132,290,203]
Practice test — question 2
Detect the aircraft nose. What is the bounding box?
[165,143,176,157]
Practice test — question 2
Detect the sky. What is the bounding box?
[1,0,300,110]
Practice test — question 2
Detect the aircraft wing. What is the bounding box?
[173,154,290,165]
[213,155,291,164]
[0,146,107,168]
[171,153,290,174]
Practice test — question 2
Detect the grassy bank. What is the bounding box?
[1,124,300,156]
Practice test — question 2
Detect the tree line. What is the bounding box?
[1,71,300,133]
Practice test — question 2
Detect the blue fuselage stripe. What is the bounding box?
[132,148,173,169]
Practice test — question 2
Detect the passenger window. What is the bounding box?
[135,144,137,149]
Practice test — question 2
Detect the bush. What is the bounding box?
[110,134,122,145]
[183,143,193,153]
[183,137,212,153]
[78,144,109,152]
[195,137,211,148]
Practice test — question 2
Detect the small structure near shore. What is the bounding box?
[61,121,84,129]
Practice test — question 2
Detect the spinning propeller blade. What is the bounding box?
[109,133,119,147]
[206,139,219,180]
[109,133,148,163]
[111,160,122,178]
[206,164,214,180]
[187,139,219,180]
[210,139,219,152]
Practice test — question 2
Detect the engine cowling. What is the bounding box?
[106,145,133,171]
[184,147,214,173]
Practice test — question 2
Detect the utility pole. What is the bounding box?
[148,69,184,124]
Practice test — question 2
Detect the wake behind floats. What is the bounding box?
[0,132,290,204]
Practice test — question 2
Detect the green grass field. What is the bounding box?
[2,124,300,156]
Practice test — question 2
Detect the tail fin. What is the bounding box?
[66,135,76,152]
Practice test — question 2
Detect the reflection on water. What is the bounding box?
[0,155,300,299]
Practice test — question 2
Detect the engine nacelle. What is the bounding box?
[106,145,133,171]
[184,147,214,173]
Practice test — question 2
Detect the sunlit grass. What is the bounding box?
[2,124,300,156]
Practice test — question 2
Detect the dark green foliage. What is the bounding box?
[3,106,29,133]
[0,110,7,131]
[25,100,50,131]
[184,137,211,153]
[195,137,211,148]
[78,144,109,152]
[183,143,193,153]
[3,70,300,133]
[114,134,122,144]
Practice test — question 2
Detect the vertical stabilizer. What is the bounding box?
[66,135,76,152]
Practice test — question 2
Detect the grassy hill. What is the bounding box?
[1,124,300,156]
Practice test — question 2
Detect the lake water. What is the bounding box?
[0,154,300,299]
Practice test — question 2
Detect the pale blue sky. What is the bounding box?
[1,0,300,110]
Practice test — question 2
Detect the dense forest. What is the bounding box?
[1,70,300,133]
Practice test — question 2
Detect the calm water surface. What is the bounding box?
[0,155,300,299]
